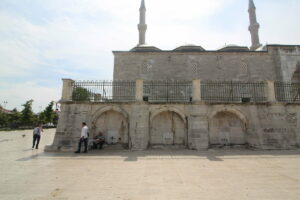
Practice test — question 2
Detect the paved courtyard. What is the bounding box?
[0,129,300,200]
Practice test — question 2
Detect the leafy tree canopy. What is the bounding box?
[21,100,35,125]
[72,87,90,101]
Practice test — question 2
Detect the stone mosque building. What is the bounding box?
[46,0,300,152]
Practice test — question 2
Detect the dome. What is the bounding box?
[130,44,162,52]
[173,44,205,52]
[218,44,249,52]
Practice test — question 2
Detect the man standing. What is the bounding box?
[75,122,89,153]
[32,124,43,149]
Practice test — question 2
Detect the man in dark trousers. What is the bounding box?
[75,122,89,153]
[32,124,43,149]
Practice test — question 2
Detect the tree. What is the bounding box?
[39,101,59,125]
[72,87,91,101]
[38,112,46,123]
[53,110,59,126]
[21,100,35,125]
[8,108,21,128]
[0,108,8,127]
[42,101,55,124]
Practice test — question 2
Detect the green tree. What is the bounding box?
[72,87,91,101]
[53,111,59,125]
[38,112,46,123]
[8,108,21,128]
[39,101,59,125]
[42,101,55,124]
[21,100,35,125]
[0,108,9,127]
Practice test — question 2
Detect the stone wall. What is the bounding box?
[113,51,275,81]
[45,102,300,151]
[269,45,300,81]
[113,45,300,82]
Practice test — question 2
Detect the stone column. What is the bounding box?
[192,79,201,102]
[266,80,276,102]
[136,79,144,102]
[61,79,74,101]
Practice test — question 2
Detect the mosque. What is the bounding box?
[46,0,300,152]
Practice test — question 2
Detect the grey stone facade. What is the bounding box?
[45,0,300,152]
[113,45,300,83]
[46,101,300,151]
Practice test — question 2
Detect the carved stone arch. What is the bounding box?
[149,106,187,147]
[92,105,129,124]
[208,108,248,146]
[150,106,187,124]
[209,108,248,129]
[91,106,130,148]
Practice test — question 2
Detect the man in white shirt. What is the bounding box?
[75,122,89,153]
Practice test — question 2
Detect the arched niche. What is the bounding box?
[209,108,247,146]
[149,108,187,147]
[92,106,129,148]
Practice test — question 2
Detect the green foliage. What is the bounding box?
[53,112,59,125]
[0,109,9,127]
[44,101,54,123]
[72,87,91,101]
[0,101,59,130]
[21,100,35,125]
[8,108,21,128]
[38,112,46,123]
[39,101,57,124]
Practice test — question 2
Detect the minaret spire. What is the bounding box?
[138,0,147,46]
[248,0,262,50]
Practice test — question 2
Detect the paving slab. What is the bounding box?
[0,129,300,200]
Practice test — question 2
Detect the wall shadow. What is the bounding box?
[16,148,300,162]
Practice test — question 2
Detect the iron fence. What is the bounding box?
[143,81,192,103]
[201,81,267,103]
[72,81,136,102]
[70,80,300,104]
[275,82,300,103]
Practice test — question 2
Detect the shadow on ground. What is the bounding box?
[16,148,300,162]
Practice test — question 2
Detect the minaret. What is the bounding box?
[248,0,262,50]
[138,0,147,46]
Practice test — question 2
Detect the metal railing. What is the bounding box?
[143,81,192,103]
[201,81,267,103]
[69,80,300,104]
[275,82,300,103]
[72,81,136,102]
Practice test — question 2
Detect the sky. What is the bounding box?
[0,0,300,112]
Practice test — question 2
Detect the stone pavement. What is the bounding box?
[0,129,300,200]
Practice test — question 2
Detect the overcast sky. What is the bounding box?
[0,0,300,112]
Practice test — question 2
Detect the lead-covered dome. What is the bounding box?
[173,44,205,52]
[130,44,162,52]
[217,44,249,52]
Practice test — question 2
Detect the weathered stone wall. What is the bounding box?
[268,45,300,81]
[113,51,276,81]
[46,102,300,151]
[113,45,300,82]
